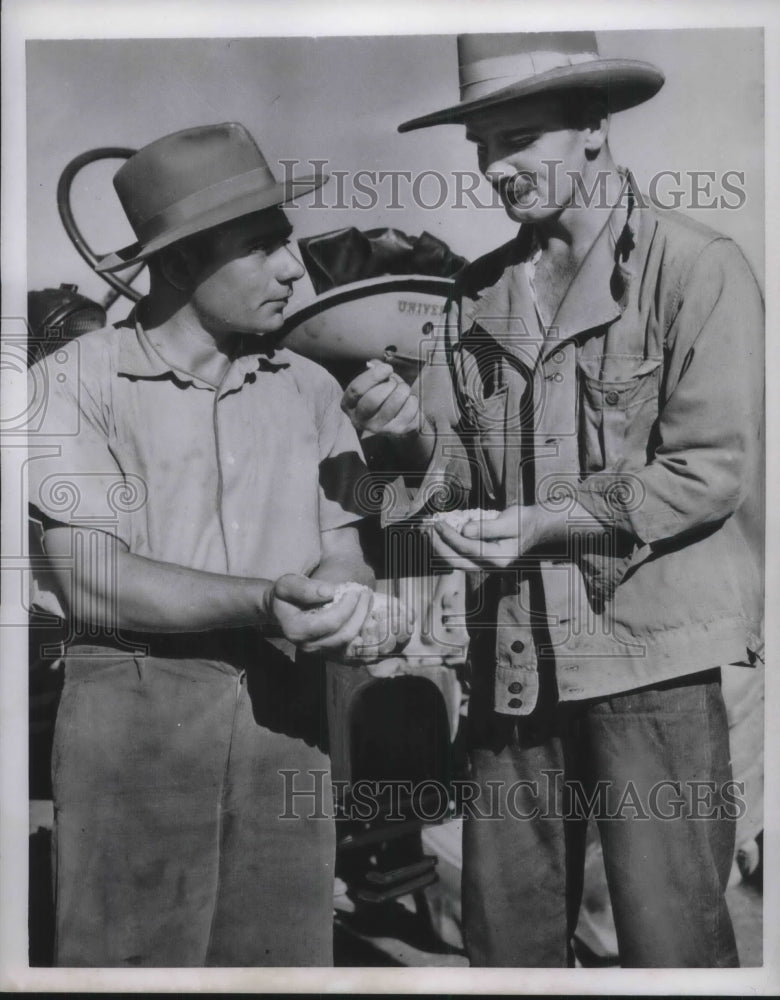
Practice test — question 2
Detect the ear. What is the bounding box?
[583,111,609,159]
[158,245,199,291]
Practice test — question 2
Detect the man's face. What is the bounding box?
[465,94,597,224]
[188,208,305,337]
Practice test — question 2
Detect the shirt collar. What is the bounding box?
[116,308,288,392]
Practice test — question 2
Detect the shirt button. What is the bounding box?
[508,681,523,694]
[511,640,525,653]
[508,697,523,709]
[605,389,620,405]
[231,521,240,530]
[226,454,236,465]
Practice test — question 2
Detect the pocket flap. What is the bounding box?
[578,355,662,385]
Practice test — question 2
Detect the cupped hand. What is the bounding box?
[427,506,526,571]
[271,574,372,653]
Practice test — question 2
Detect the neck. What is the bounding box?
[139,291,239,386]
[535,157,623,262]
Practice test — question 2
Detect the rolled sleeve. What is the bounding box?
[577,238,764,546]
[27,341,134,547]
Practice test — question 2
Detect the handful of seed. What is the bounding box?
[320,583,411,661]
[423,508,500,533]
[322,581,370,606]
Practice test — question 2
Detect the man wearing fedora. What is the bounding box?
[27,122,405,966]
[342,32,763,966]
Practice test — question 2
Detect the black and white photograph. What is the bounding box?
[1,0,778,992]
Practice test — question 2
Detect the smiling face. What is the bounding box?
[185,207,305,337]
[464,92,608,225]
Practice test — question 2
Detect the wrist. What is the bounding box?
[254,579,277,626]
[399,417,436,472]
[522,504,559,553]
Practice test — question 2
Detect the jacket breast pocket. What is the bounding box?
[578,356,663,473]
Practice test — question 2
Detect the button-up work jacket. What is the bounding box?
[390,177,764,715]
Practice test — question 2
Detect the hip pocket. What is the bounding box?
[52,653,139,794]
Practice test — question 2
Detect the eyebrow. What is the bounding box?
[465,126,545,144]
[246,225,293,248]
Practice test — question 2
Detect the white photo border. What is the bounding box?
[2,0,778,993]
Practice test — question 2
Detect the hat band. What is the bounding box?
[133,164,279,245]
[460,49,598,101]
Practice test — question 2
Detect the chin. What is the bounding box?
[504,200,563,226]
[502,193,539,223]
[250,312,285,335]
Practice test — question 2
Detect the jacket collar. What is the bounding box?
[464,169,654,365]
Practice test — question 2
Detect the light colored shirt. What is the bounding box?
[28,315,366,618]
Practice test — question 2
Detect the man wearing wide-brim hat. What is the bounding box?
[342,32,764,967]
[28,122,412,966]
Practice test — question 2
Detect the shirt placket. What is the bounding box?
[213,357,259,573]
[487,255,545,716]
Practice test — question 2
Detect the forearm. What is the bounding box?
[361,419,436,476]
[113,551,275,632]
[311,523,375,588]
[43,526,273,633]
[522,501,612,555]
[576,450,754,548]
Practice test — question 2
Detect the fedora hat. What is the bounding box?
[398,31,664,132]
[96,122,328,272]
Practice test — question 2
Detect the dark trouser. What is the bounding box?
[462,667,739,967]
[51,636,335,967]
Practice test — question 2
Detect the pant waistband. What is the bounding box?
[65,625,266,663]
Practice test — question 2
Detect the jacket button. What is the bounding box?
[552,351,565,364]
[508,697,523,709]
[508,681,523,694]
[511,640,525,653]
[605,389,620,405]
[553,372,564,383]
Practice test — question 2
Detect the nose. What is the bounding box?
[276,245,306,284]
[480,138,519,186]
[483,154,517,186]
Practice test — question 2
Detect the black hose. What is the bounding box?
[56,147,144,306]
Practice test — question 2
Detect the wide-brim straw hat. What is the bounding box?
[398,31,664,133]
[96,122,327,272]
